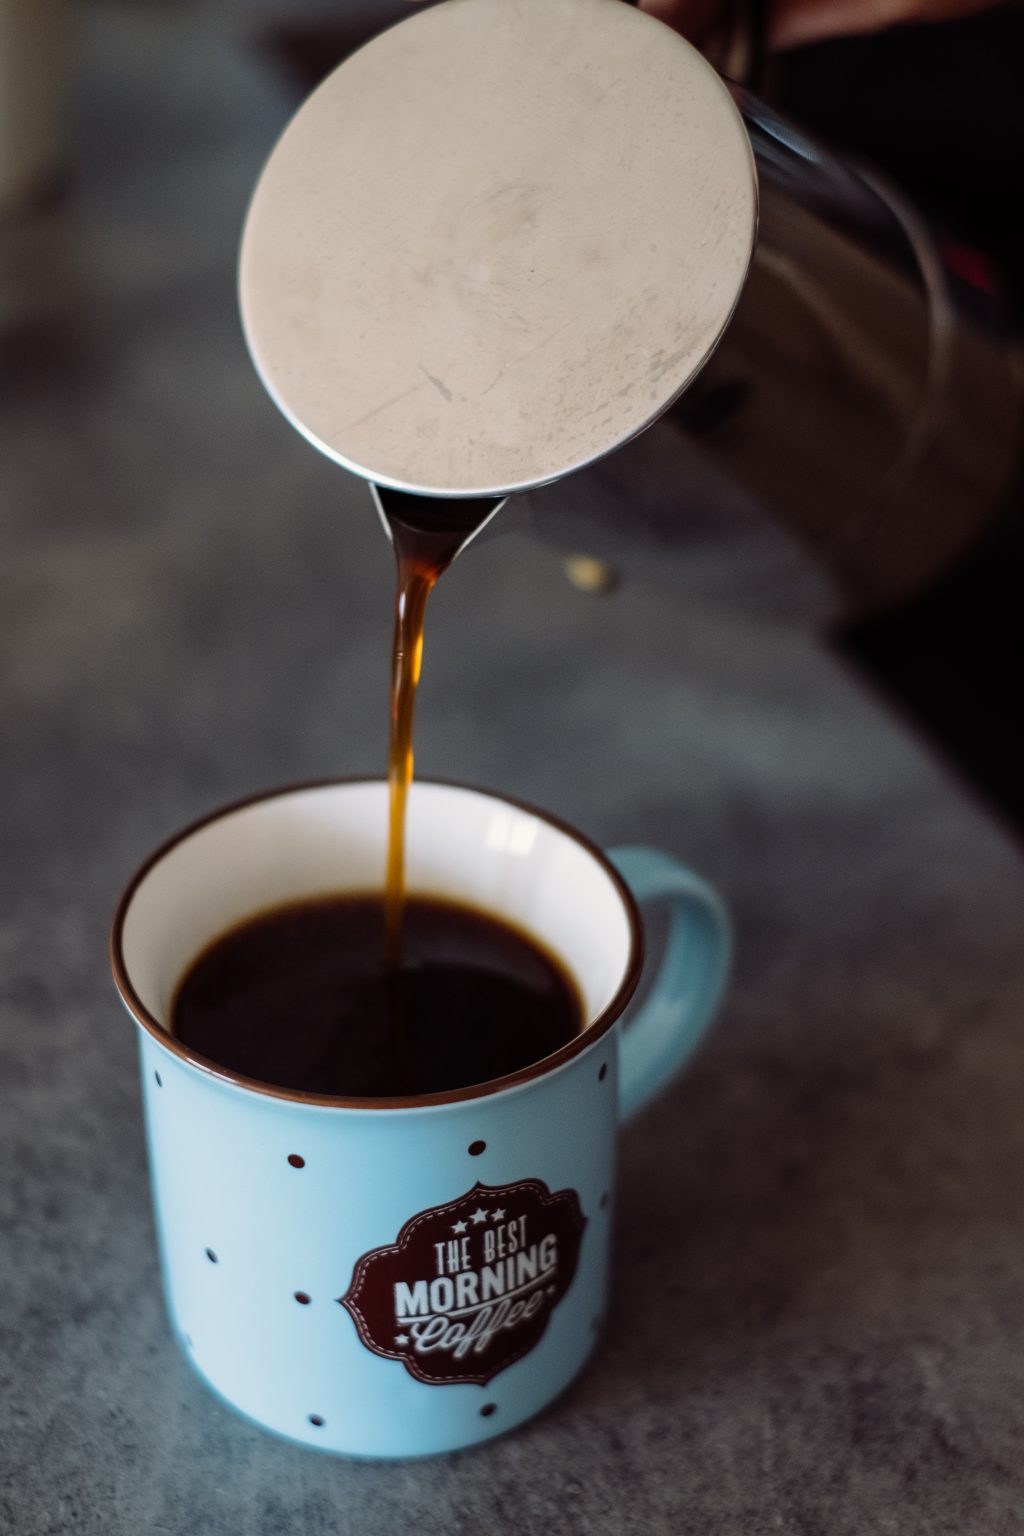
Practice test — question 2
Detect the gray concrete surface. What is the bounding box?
[3,6,1024,1533]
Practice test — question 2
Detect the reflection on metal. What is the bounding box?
[369,482,508,564]
[530,90,1022,622]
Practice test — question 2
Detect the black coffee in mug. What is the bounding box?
[171,893,584,1098]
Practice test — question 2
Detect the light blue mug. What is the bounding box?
[111,779,730,1458]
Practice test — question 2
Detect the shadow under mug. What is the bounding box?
[110,779,730,1458]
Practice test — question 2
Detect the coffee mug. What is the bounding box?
[110,779,730,1458]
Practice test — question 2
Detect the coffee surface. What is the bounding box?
[171,893,584,1098]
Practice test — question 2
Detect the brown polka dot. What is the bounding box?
[294,1291,311,1305]
[598,1062,608,1082]
[599,1191,610,1209]
[480,1403,497,1418]
[154,1070,162,1087]
[205,1248,218,1263]
[288,1154,305,1168]
[308,1414,325,1427]
[468,1140,486,1156]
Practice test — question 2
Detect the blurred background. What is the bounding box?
[4,4,1024,1532]
[3,0,1023,828]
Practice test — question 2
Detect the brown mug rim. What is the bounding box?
[109,777,645,1110]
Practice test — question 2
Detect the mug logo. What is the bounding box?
[339,1179,586,1386]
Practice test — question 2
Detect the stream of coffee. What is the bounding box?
[379,488,505,964]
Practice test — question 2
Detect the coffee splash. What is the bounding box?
[373,487,506,963]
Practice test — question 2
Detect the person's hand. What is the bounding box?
[639,0,1003,51]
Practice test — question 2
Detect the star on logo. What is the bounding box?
[470,1207,489,1225]
[490,1208,506,1222]
[395,1334,410,1346]
[451,1220,468,1234]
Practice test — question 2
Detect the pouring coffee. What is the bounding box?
[238,0,755,969]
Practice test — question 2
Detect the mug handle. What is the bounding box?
[608,846,732,1126]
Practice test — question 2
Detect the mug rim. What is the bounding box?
[110,777,645,1111]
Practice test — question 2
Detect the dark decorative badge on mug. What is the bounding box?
[339,1179,587,1386]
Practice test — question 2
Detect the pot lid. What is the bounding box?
[239,0,757,498]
